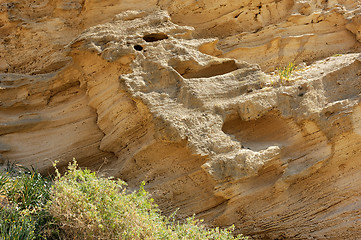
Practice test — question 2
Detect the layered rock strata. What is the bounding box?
[1,1,361,239]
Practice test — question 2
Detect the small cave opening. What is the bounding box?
[143,33,168,42]
[172,59,239,79]
[134,45,143,51]
[222,110,299,151]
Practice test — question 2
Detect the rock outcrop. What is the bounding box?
[1,1,361,239]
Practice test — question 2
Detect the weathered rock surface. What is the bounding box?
[1,1,361,239]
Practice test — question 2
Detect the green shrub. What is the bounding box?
[49,161,162,239]
[5,168,50,211]
[0,207,36,240]
[0,160,248,240]
[277,62,296,83]
[49,160,248,240]
[0,164,59,240]
[169,216,245,240]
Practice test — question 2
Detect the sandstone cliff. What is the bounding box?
[1,1,361,239]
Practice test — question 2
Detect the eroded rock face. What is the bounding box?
[1,1,361,239]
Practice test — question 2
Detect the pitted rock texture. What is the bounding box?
[1,1,361,239]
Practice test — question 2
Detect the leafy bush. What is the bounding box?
[0,207,36,240]
[49,160,248,240]
[0,161,248,239]
[277,62,296,83]
[0,164,59,240]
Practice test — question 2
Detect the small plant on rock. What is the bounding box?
[277,62,296,84]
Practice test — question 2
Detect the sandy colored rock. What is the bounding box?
[1,1,361,239]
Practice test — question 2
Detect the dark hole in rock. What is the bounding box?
[176,60,239,79]
[134,45,143,51]
[222,110,299,151]
[143,33,168,42]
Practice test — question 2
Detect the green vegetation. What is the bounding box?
[0,164,59,239]
[0,160,248,240]
[258,62,303,88]
[332,54,342,57]
[277,62,296,84]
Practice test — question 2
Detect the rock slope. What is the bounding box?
[1,1,361,239]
